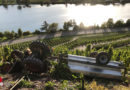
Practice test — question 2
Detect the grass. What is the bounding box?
[10,79,34,88]
[17,80,33,88]
[44,81,55,90]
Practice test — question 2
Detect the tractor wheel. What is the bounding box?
[29,41,51,60]
[96,52,110,65]
[11,50,24,60]
[23,57,45,73]
[9,61,24,73]
[89,51,98,58]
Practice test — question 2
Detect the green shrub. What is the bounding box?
[50,62,72,80]
[23,31,31,36]
[17,80,33,88]
[107,45,113,59]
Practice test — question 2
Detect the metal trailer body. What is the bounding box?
[67,54,125,79]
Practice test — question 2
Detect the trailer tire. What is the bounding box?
[96,52,110,65]
[89,51,98,58]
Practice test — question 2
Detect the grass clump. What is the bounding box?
[44,81,55,90]
[17,80,34,88]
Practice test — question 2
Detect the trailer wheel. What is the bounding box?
[96,52,110,65]
[89,51,98,58]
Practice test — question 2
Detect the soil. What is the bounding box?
[0,73,54,90]
[0,73,130,90]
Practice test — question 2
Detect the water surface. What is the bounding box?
[0,4,130,32]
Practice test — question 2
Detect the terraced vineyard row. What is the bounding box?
[54,32,130,52]
[93,39,130,50]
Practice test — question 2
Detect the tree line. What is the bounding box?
[1,0,130,5]
[0,18,130,41]
[0,29,31,40]
[40,18,130,33]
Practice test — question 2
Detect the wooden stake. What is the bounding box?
[10,76,25,90]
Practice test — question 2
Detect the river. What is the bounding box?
[0,3,130,32]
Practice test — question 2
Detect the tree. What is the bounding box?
[71,19,76,26]
[79,22,85,30]
[114,20,124,27]
[73,25,79,31]
[18,28,23,37]
[10,30,15,39]
[101,22,107,29]
[63,20,75,31]
[33,30,41,34]
[63,22,69,31]
[0,32,4,38]
[4,31,10,39]
[14,33,18,38]
[48,23,58,33]
[23,31,31,36]
[4,31,13,39]
[106,18,114,28]
[125,19,130,27]
[2,0,7,4]
[40,21,49,32]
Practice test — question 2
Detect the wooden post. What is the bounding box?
[124,68,127,77]
[10,76,25,90]
[82,79,85,90]
[58,53,63,64]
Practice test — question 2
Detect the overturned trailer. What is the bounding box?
[67,54,126,80]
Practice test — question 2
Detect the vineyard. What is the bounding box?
[53,32,130,54]
[0,31,130,89]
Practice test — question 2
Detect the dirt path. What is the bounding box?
[74,37,130,50]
